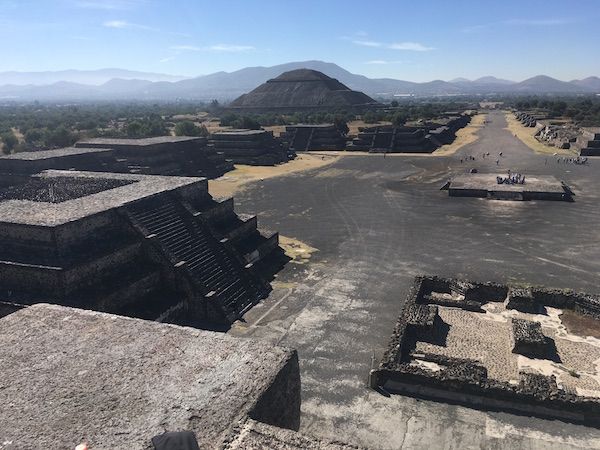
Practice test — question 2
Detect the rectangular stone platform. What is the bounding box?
[0,304,300,449]
[0,170,203,226]
[446,173,572,201]
[371,276,600,426]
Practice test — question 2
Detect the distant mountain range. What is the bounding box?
[0,61,598,102]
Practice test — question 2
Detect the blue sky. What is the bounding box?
[1,0,599,81]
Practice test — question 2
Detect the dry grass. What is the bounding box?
[347,120,391,136]
[208,153,339,198]
[262,125,287,136]
[279,235,318,264]
[504,113,577,156]
[560,310,600,339]
[433,113,486,156]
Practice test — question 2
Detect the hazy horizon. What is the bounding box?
[2,0,600,82]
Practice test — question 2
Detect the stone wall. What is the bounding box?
[372,275,600,425]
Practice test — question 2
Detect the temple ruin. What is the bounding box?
[0,170,284,328]
[228,69,380,112]
[208,129,292,165]
[371,276,600,425]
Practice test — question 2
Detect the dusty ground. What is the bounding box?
[228,110,600,449]
[208,154,339,198]
[561,310,600,339]
[347,120,392,136]
[433,113,486,156]
[504,113,577,156]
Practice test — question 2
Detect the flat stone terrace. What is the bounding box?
[450,173,566,194]
[77,136,203,147]
[0,170,203,226]
[0,147,109,161]
[415,303,600,398]
[0,304,300,449]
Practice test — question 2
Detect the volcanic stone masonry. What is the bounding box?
[281,124,346,152]
[515,111,540,127]
[76,136,233,177]
[371,275,600,425]
[208,129,293,165]
[0,137,233,180]
[0,304,357,448]
[347,115,471,153]
[578,129,600,156]
[228,68,380,112]
[0,170,285,328]
[444,173,574,201]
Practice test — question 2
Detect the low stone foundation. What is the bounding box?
[372,275,600,426]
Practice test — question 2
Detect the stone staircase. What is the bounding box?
[124,194,267,323]
[289,127,312,152]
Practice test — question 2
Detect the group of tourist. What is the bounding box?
[497,170,525,185]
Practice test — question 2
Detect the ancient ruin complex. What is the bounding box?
[0,170,283,327]
[347,115,470,153]
[372,276,600,425]
[228,69,380,112]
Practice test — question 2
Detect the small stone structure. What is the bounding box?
[511,318,550,357]
[0,304,356,449]
[371,275,600,425]
[444,173,573,201]
[515,111,540,127]
[0,170,285,327]
[208,129,292,165]
[506,286,538,313]
[281,124,346,152]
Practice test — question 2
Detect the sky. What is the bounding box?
[1,0,600,82]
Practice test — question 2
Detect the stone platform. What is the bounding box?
[0,170,284,327]
[372,276,600,426]
[445,173,573,201]
[0,304,302,449]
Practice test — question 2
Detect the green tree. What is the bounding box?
[392,112,408,127]
[390,100,399,108]
[238,116,261,130]
[174,121,209,137]
[46,126,76,147]
[219,113,239,127]
[1,130,17,154]
[363,111,377,124]
[126,121,144,138]
[333,116,349,136]
[24,128,44,144]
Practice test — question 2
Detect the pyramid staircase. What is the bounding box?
[123,194,268,323]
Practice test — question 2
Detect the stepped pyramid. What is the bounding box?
[228,69,380,112]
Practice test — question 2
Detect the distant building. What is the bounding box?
[228,69,380,112]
